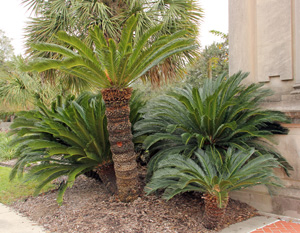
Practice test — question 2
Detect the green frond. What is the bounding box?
[31,43,77,57]
[9,92,112,203]
[55,31,99,65]
[10,89,145,203]
[119,14,138,55]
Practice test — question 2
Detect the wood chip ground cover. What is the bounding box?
[10,169,258,233]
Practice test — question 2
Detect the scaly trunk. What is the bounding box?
[202,193,228,230]
[101,87,139,202]
[96,162,117,194]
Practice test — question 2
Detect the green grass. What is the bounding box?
[0,166,56,204]
[0,132,16,161]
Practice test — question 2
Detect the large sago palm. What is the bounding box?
[135,72,292,177]
[25,15,197,202]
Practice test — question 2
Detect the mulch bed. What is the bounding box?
[9,167,259,233]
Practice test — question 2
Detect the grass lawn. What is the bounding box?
[0,166,55,204]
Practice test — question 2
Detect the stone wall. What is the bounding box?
[229,0,300,218]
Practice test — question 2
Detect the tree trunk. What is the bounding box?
[202,193,228,230]
[101,87,139,202]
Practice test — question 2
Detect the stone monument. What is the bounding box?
[229,0,300,218]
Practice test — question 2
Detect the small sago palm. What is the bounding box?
[134,72,292,177]
[145,148,282,229]
[25,15,197,202]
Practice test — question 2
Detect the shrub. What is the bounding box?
[9,92,111,204]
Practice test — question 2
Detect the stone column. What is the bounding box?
[292,0,300,93]
[256,0,293,82]
[229,0,257,84]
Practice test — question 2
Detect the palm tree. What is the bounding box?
[23,0,202,85]
[145,147,283,229]
[25,15,197,201]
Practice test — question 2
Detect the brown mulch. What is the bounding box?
[9,167,259,233]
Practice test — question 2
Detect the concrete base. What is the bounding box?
[230,187,300,219]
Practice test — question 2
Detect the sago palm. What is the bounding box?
[9,92,113,204]
[25,15,197,201]
[145,147,282,229]
[134,72,292,177]
[10,90,145,204]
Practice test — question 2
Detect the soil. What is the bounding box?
[9,167,259,233]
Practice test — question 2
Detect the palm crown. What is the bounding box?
[26,15,197,88]
[23,0,202,85]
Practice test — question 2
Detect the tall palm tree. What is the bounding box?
[25,15,197,202]
[23,0,202,85]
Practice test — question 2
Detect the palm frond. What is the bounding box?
[23,0,203,87]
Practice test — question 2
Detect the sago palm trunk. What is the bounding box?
[202,193,228,229]
[101,87,139,202]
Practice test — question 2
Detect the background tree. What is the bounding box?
[0,29,14,63]
[0,56,63,113]
[186,30,228,87]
